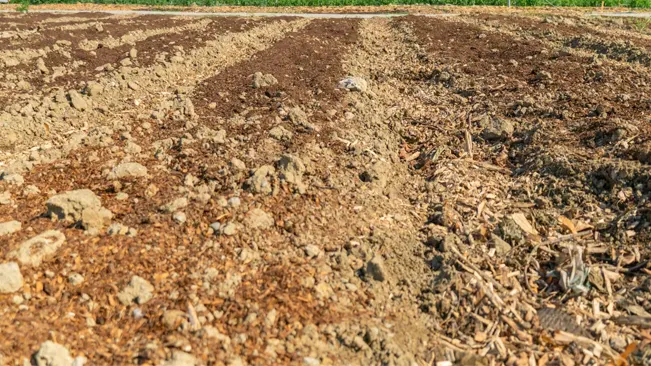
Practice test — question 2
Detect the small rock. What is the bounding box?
[269,126,293,142]
[85,82,103,97]
[0,221,21,237]
[304,245,320,258]
[1,173,24,186]
[183,174,198,187]
[23,185,40,196]
[127,81,140,90]
[287,107,315,130]
[366,255,388,282]
[535,70,552,82]
[277,154,307,194]
[124,141,142,155]
[221,223,238,236]
[116,192,129,201]
[264,308,277,328]
[68,90,88,111]
[315,282,334,299]
[162,351,197,366]
[32,341,73,366]
[173,211,187,224]
[163,309,187,330]
[0,262,23,293]
[129,48,137,59]
[12,294,24,305]
[47,189,101,222]
[117,276,154,306]
[209,222,221,233]
[229,158,246,171]
[107,223,137,236]
[0,191,12,205]
[47,189,111,230]
[208,102,217,109]
[481,117,514,141]
[36,58,49,74]
[203,326,229,340]
[80,206,113,231]
[145,184,159,198]
[244,208,274,229]
[160,197,188,213]
[252,72,278,88]
[17,80,31,90]
[337,77,368,92]
[246,165,275,195]
[109,162,148,179]
[68,273,84,287]
[228,197,241,207]
[304,357,320,366]
[8,230,66,267]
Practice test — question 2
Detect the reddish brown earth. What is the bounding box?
[0,11,650,366]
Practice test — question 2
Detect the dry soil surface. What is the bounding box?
[1,10,651,366]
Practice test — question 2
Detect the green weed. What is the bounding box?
[633,18,651,31]
[16,0,30,12]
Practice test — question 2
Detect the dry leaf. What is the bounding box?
[614,342,637,366]
[510,212,539,235]
[559,215,577,234]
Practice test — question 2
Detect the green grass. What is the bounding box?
[23,0,651,8]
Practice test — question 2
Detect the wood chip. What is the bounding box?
[510,212,539,235]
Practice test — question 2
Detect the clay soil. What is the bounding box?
[1,9,651,366]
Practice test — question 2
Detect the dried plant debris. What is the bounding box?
[537,306,589,337]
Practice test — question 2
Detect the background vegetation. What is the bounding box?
[20,0,651,11]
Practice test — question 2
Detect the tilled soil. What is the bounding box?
[1,10,650,366]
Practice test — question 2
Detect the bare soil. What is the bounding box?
[1,9,650,366]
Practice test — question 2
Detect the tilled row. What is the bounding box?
[459,14,651,186]
[0,17,305,154]
[0,17,282,104]
[394,14,651,364]
[0,12,114,30]
[0,14,173,52]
